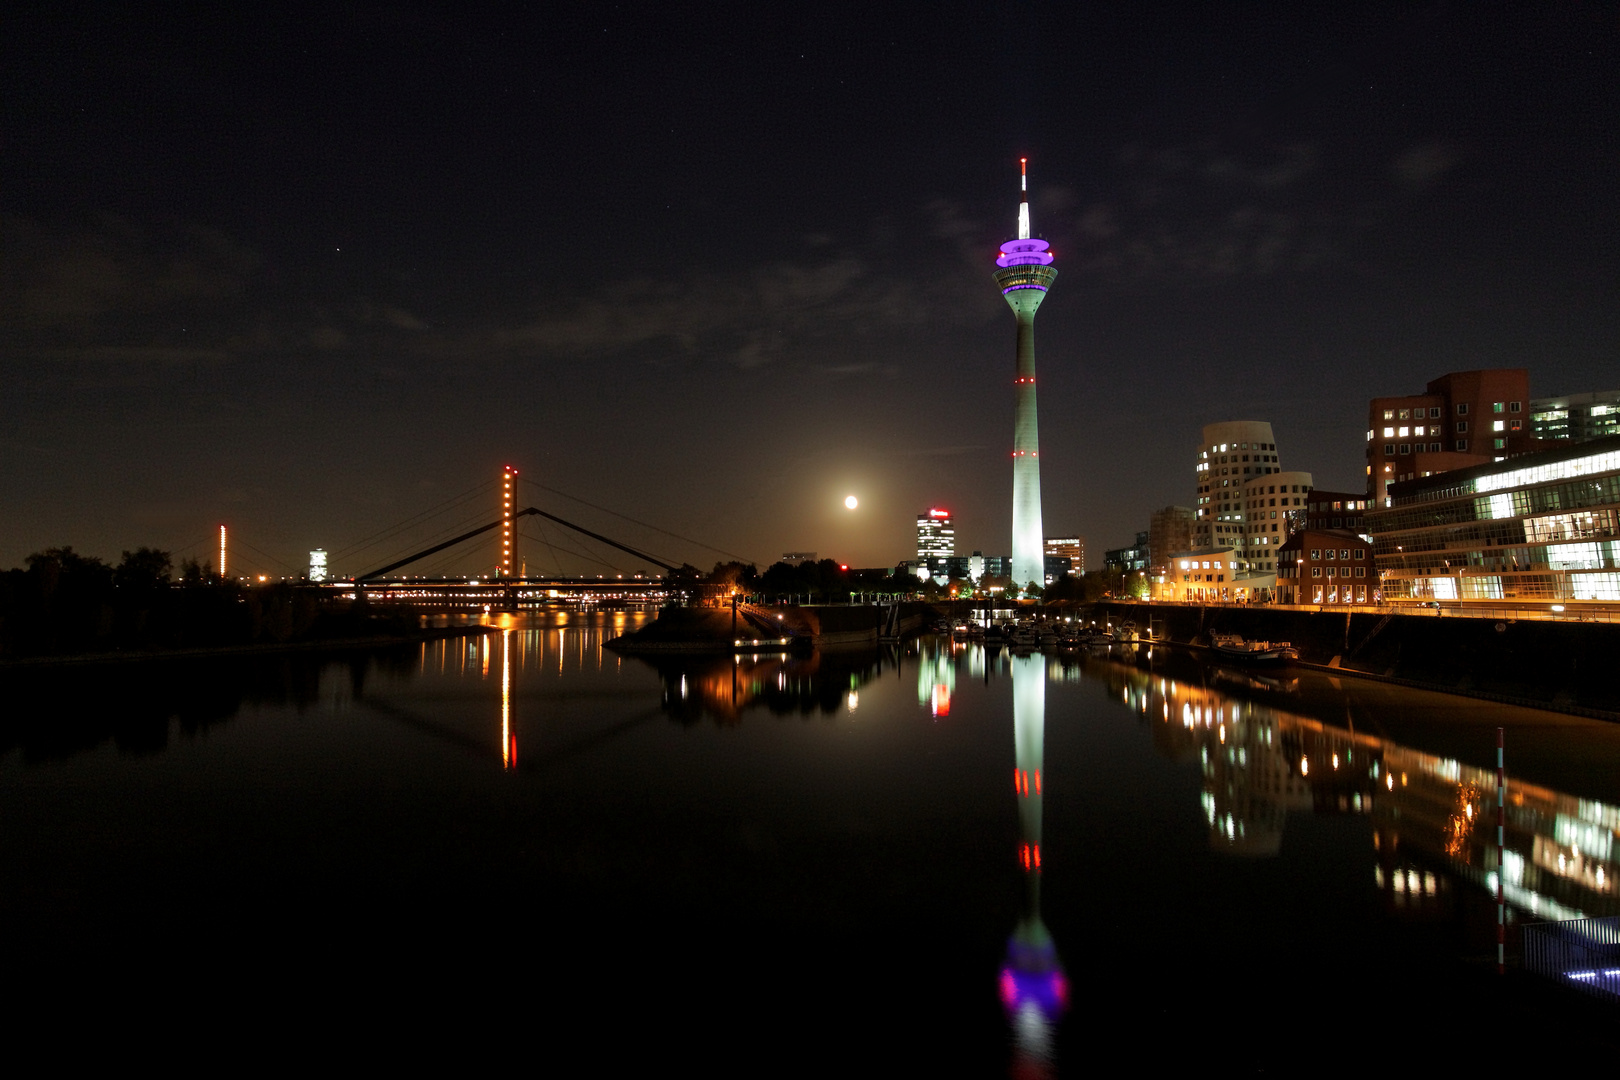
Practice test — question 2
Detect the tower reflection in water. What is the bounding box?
[1000,652,1067,1069]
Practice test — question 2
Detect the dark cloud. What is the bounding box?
[1391,142,1463,189]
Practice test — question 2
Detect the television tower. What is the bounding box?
[994,158,1057,590]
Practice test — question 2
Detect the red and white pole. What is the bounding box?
[1496,726,1505,975]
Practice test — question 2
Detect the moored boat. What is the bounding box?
[1209,632,1297,664]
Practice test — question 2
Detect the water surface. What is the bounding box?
[4,612,1617,1069]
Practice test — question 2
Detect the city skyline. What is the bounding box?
[4,7,1616,576]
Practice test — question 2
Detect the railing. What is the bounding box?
[1522,916,1620,998]
[1119,599,1620,624]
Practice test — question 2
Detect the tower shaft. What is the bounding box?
[1010,303,1045,588]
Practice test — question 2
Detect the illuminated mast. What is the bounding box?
[994,158,1057,591]
[500,466,517,577]
[219,525,228,579]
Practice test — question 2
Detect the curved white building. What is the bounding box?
[1192,421,1311,575]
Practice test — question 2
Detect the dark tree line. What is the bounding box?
[0,547,404,658]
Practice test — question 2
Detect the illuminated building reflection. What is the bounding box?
[917,639,956,718]
[1088,656,1620,926]
[1000,652,1067,1073]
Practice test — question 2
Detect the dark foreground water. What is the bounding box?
[4,611,1618,1070]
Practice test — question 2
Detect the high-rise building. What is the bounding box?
[1044,536,1084,576]
[1191,421,1308,575]
[1193,422,1285,544]
[917,507,955,562]
[993,159,1057,589]
[309,549,328,582]
[1237,470,1313,574]
[1530,389,1620,444]
[1367,369,1532,505]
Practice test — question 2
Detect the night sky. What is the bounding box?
[4,4,1616,578]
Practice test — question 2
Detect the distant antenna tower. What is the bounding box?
[219,524,228,579]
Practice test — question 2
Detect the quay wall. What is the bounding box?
[1089,602,1620,716]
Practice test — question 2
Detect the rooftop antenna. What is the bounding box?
[1018,157,1030,240]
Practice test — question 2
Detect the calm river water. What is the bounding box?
[4,610,1618,1069]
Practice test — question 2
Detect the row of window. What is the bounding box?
[1202,441,1276,456]
[1380,402,1521,421]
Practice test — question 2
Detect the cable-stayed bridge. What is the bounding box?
[304,467,751,608]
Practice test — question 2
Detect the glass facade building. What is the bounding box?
[1531,389,1620,444]
[1368,434,1620,603]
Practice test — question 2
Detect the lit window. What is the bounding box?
[1492,420,1504,432]
[1398,409,1410,420]
[1492,402,1504,413]
[1383,410,1394,420]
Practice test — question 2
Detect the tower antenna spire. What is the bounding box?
[1018,158,1031,240]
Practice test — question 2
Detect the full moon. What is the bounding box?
[844,495,859,510]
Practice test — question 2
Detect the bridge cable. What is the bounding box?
[231,536,302,576]
[522,521,628,575]
[348,503,503,578]
[519,478,759,567]
[329,478,498,563]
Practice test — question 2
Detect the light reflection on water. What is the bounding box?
[5,613,1620,1065]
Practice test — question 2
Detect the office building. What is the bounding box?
[1237,471,1313,574]
[1277,530,1375,605]
[1157,548,1239,603]
[993,159,1058,588]
[1191,420,1305,575]
[1367,369,1532,504]
[1147,507,1193,572]
[1193,420,1286,550]
[1368,433,1620,603]
[1531,389,1620,444]
[1044,536,1084,576]
[309,549,327,583]
[1105,532,1149,573]
[916,507,955,562]
[1304,491,1371,536]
